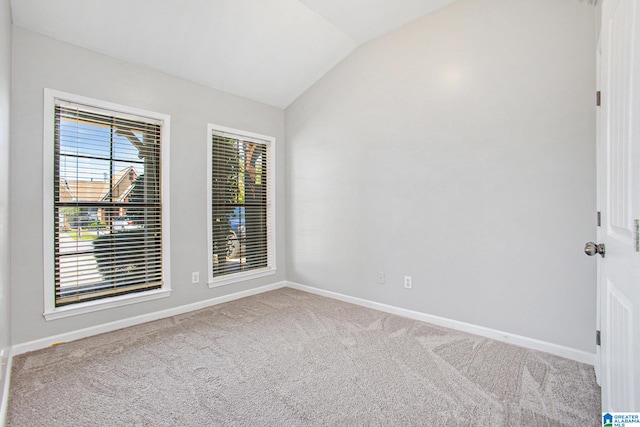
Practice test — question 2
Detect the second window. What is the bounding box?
[208,125,275,285]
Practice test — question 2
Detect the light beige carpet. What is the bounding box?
[7,288,600,426]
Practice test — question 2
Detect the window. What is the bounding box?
[207,124,275,286]
[44,90,170,319]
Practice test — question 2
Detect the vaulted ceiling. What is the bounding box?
[10,0,456,108]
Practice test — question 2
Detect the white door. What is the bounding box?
[596,0,640,412]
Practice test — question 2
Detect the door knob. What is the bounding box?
[584,241,606,258]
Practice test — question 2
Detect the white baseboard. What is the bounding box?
[0,349,12,427]
[12,282,287,356]
[286,281,596,365]
[9,279,595,367]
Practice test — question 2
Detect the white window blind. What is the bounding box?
[53,102,164,306]
[209,127,274,283]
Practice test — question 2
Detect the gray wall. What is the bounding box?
[0,0,11,390]
[10,27,286,344]
[286,0,596,353]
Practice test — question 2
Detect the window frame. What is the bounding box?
[43,89,171,320]
[207,123,276,287]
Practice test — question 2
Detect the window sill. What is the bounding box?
[208,267,276,288]
[43,288,171,321]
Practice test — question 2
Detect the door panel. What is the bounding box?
[605,279,634,409]
[606,0,633,243]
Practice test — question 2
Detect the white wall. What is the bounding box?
[0,0,12,404]
[10,27,286,345]
[286,0,597,353]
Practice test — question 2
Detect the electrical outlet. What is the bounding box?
[377,272,385,284]
[404,276,412,289]
[192,272,200,284]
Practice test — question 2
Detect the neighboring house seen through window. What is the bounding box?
[208,124,275,286]
[44,90,171,319]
